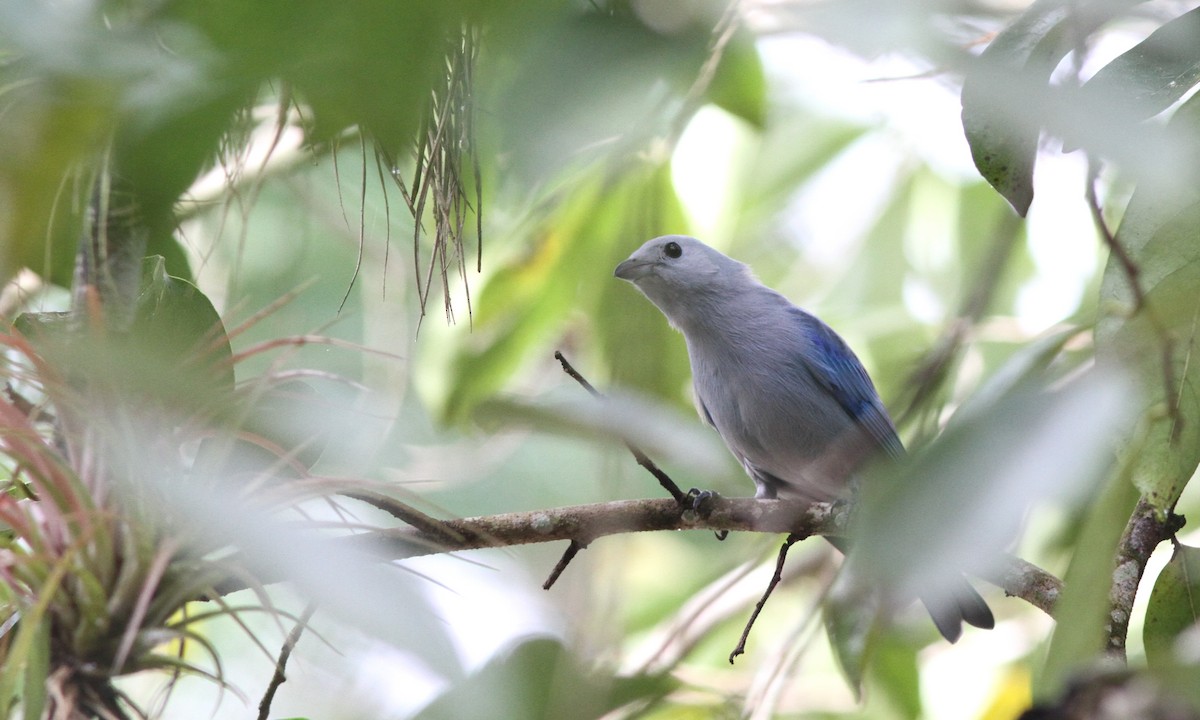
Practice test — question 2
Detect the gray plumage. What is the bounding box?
[614,235,992,642]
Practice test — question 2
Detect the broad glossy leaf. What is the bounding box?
[195,379,330,480]
[1079,6,1200,124]
[961,0,1074,215]
[145,233,192,283]
[134,256,234,411]
[1145,543,1200,669]
[1095,92,1200,510]
[17,257,234,420]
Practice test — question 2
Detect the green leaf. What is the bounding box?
[474,392,727,480]
[0,50,113,286]
[431,163,691,423]
[707,28,766,128]
[170,0,474,150]
[18,257,234,421]
[960,0,1074,215]
[485,10,711,184]
[1039,460,1140,698]
[413,638,673,720]
[952,325,1083,422]
[1078,6,1200,124]
[824,567,881,698]
[0,545,74,719]
[1144,542,1200,669]
[20,618,48,720]
[133,256,234,411]
[1095,92,1200,510]
[738,117,866,228]
[0,0,237,288]
[869,633,923,720]
[852,370,1131,617]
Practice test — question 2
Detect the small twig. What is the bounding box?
[341,489,466,544]
[543,539,588,590]
[1086,163,1143,312]
[257,603,317,720]
[1085,160,1182,440]
[730,534,801,664]
[553,350,601,396]
[554,351,688,504]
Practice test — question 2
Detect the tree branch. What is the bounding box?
[979,553,1062,616]
[211,496,1062,619]
[1105,498,1185,657]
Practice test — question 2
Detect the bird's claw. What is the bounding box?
[683,488,726,540]
[685,487,719,514]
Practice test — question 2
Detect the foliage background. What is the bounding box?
[3,0,1200,718]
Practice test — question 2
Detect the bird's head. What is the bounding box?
[614,235,749,306]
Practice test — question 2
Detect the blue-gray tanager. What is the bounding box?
[614,235,993,642]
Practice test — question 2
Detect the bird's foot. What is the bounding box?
[684,488,727,540]
[685,487,719,513]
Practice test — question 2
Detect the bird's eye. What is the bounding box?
[664,241,682,259]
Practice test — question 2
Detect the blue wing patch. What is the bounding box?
[788,307,905,459]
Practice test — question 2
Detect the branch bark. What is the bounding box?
[1105,497,1185,657]
[211,496,1063,618]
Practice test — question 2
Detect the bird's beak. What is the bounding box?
[614,257,649,280]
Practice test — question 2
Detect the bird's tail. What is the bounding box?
[921,575,995,643]
[826,536,993,642]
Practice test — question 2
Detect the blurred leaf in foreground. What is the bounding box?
[475,391,728,482]
[850,367,1133,616]
[1039,453,1140,697]
[413,637,673,720]
[1095,92,1200,512]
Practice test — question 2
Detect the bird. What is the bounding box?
[613,234,993,642]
